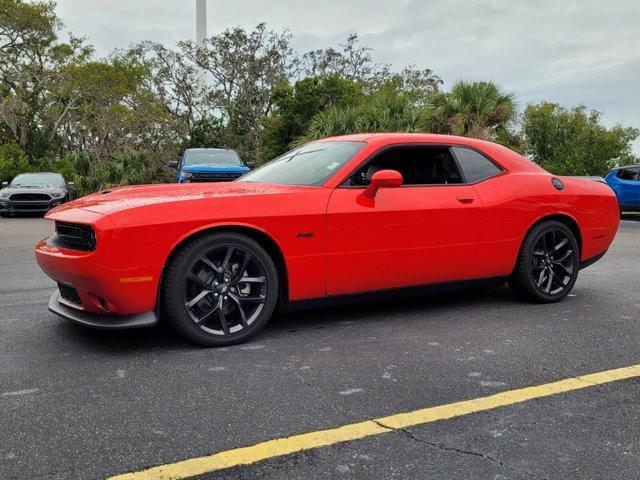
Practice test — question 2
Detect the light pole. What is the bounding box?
[196,0,207,92]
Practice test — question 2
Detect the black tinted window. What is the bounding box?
[616,168,639,180]
[452,147,502,183]
[348,146,463,186]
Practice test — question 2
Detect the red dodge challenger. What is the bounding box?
[35,134,619,346]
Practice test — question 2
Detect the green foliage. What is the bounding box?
[1,1,638,191]
[183,116,227,149]
[430,81,517,140]
[299,80,518,147]
[72,151,173,196]
[261,75,364,160]
[0,141,29,182]
[52,155,77,183]
[523,103,640,176]
[0,0,58,50]
[300,90,432,143]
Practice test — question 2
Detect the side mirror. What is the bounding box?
[67,182,75,188]
[1,181,7,187]
[245,161,256,170]
[168,160,179,169]
[362,170,403,199]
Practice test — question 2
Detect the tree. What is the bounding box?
[261,75,363,159]
[0,141,29,182]
[181,115,238,152]
[125,41,207,135]
[302,34,374,81]
[371,66,442,106]
[0,0,91,156]
[430,81,516,141]
[181,23,297,163]
[523,103,639,176]
[301,34,442,101]
[300,90,432,143]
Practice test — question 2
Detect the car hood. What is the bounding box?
[181,164,249,173]
[49,182,317,216]
[1,186,64,196]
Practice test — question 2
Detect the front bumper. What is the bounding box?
[35,212,161,317]
[49,290,158,329]
[0,198,63,213]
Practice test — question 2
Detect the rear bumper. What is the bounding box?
[49,290,158,329]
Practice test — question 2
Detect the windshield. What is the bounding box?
[183,150,243,166]
[238,141,365,186]
[10,173,64,187]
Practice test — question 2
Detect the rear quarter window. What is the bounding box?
[616,168,639,180]
[452,147,502,183]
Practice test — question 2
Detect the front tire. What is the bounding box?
[509,220,579,303]
[162,232,279,347]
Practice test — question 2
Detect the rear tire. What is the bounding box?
[162,232,279,347]
[509,220,579,303]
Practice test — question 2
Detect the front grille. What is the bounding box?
[9,193,51,201]
[53,222,96,251]
[57,283,82,306]
[191,172,241,182]
[12,204,48,210]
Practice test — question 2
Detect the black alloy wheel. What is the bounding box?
[510,220,580,303]
[183,245,267,335]
[529,228,577,295]
[163,232,279,346]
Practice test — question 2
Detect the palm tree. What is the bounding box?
[298,91,431,144]
[430,81,516,140]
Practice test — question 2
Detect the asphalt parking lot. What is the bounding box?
[1,216,639,480]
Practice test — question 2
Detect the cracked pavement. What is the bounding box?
[1,217,639,479]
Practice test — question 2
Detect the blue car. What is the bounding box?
[605,165,640,212]
[169,148,254,183]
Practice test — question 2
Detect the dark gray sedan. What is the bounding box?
[0,172,75,217]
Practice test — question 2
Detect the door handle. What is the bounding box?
[457,196,475,204]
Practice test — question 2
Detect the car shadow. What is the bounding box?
[54,284,517,351]
[0,212,46,219]
[269,284,515,335]
[53,317,195,354]
[621,212,640,222]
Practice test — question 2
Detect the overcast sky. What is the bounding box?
[56,0,640,153]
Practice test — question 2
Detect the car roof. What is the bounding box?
[314,133,544,174]
[184,148,238,153]
[610,164,640,171]
[316,132,492,145]
[314,133,521,154]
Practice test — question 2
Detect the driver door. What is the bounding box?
[325,145,483,295]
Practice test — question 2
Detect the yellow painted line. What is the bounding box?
[109,364,640,480]
[118,276,154,284]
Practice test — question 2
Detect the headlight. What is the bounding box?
[182,172,193,179]
[0,190,9,198]
[51,190,66,198]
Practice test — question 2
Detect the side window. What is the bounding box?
[616,168,639,181]
[348,146,463,186]
[452,147,502,183]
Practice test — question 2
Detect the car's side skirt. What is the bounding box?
[580,251,607,270]
[285,276,510,312]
